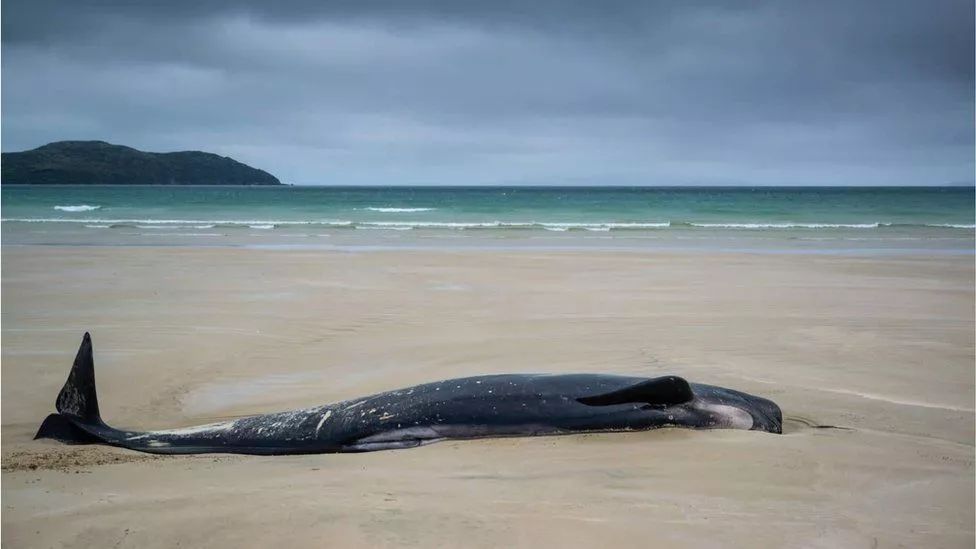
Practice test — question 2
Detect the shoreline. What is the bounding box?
[3,241,975,256]
[4,224,974,256]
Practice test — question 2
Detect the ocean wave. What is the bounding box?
[53,204,101,212]
[360,207,436,213]
[925,223,976,229]
[542,222,671,230]
[3,217,974,231]
[684,222,881,229]
[361,221,502,229]
[139,232,223,237]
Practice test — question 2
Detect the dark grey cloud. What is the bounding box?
[2,0,972,185]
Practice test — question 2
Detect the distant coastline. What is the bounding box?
[1,141,281,185]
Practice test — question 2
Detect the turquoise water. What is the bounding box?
[2,186,973,252]
[3,186,973,227]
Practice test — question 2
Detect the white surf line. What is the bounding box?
[732,374,974,413]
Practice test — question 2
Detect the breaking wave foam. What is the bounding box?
[4,218,974,232]
[361,207,436,213]
[54,204,101,212]
[684,222,881,229]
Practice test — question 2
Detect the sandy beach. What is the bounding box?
[2,246,973,547]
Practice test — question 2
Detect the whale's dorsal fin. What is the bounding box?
[577,376,693,407]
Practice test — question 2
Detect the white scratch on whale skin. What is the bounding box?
[127,420,235,440]
[315,410,333,435]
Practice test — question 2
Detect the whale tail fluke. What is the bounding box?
[35,333,106,442]
[34,413,102,443]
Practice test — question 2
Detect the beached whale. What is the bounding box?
[35,333,782,454]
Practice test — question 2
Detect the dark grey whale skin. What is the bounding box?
[36,334,783,455]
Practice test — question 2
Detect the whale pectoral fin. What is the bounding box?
[576,376,694,407]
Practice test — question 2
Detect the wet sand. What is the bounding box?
[2,246,973,547]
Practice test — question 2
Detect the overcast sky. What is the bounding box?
[2,1,973,185]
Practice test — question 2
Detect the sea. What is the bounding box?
[2,186,973,254]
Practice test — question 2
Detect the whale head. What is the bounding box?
[575,376,783,434]
[685,384,783,434]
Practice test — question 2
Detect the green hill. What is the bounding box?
[1,141,282,185]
